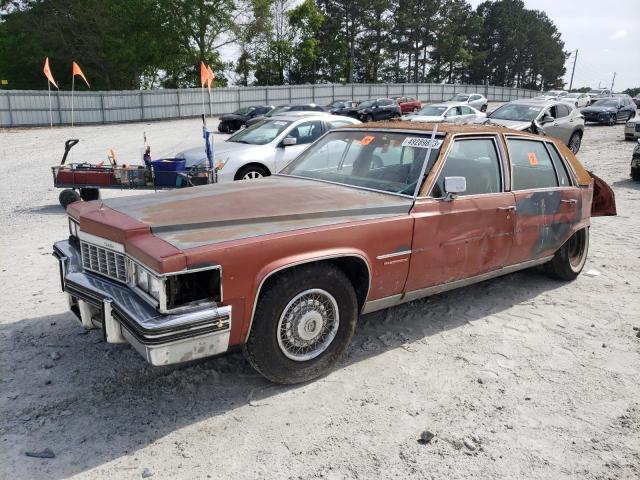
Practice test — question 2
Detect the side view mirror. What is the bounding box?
[443,176,466,201]
[541,114,555,125]
[281,136,297,147]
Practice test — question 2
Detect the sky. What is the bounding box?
[467,0,640,91]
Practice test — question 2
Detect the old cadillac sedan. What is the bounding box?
[53,122,616,384]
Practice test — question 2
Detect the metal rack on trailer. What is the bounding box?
[52,116,216,208]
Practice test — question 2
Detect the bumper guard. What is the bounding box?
[53,239,231,366]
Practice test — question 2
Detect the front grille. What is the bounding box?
[80,241,128,283]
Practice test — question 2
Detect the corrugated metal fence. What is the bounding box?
[0,83,537,127]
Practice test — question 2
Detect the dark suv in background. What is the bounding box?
[581,96,636,125]
[218,105,274,133]
[245,103,325,127]
[343,98,402,122]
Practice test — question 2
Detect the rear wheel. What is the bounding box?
[544,228,589,281]
[59,189,80,208]
[413,106,419,113]
[608,114,616,126]
[568,131,582,154]
[235,164,269,180]
[243,264,358,384]
[80,187,100,201]
[365,114,373,123]
[481,104,487,112]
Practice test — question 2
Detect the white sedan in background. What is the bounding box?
[177,112,360,181]
[405,102,486,123]
[562,92,591,108]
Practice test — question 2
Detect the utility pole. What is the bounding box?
[610,72,616,92]
[568,49,578,91]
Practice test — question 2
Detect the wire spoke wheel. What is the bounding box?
[277,288,339,362]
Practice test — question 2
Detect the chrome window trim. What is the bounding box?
[543,141,576,187]
[245,253,372,342]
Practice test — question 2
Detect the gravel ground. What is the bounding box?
[0,113,639,480]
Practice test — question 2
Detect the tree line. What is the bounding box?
[0,0,567,91]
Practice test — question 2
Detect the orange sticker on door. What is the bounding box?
[359,135,375,145]
[527,152,538,167]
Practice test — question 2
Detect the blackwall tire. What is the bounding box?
[242,263,358,384]
[544,227,589,281]
[80,187,100,201]
[481,104,487,112]
[59,189,80,208]
[235,164,269,180]
[568,131,582,154]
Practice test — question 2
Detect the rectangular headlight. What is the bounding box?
[165,268,221,310]
[68,218,79,238]
[135,267,149,291]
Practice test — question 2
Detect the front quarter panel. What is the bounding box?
[182,215,415,345]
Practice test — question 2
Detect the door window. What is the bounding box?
[287,120,323,145]
[460,106,475,115]
[431,138,502,197]
[508,139,559,190]
[446,106,461,117]
[555,104,570,118]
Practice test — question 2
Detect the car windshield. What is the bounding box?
[279,130,443,196]
[488,103,541,121]
[358,100,376,108]
[329,100,347,108]
[566,93,580,98]
[417,106,447,116]
[232,106,256,115]
[592,99,619,107]
[450,94,469,102]
[227,119,292,145]
[590,89,606,95]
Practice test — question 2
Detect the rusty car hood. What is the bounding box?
[102,176,413,250]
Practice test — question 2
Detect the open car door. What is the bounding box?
[589,171,617,217]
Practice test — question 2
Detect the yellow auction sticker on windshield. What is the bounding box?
[528,152,538,167]
[401,137,443,149]
[359,135,375,145]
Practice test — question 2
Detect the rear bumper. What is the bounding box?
[53,239,232,366]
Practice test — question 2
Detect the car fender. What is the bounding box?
[243,248,373,341]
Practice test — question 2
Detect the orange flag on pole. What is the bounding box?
[43,57,58,88]
[200,61,208,88]
[72,61,90,88]
[206,65,215,91]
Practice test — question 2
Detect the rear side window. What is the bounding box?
[546,143,572,187]
[508,139,558,190]
[431,138,502,197]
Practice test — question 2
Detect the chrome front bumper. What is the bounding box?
[53,239,231,366]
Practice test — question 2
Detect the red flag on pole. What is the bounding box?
[206,65,215,91]
[72,61,90,88]
[43,57,58,88]
[200,61,208,88]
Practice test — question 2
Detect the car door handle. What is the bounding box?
[561,199,577,205]
[497,206,516,211]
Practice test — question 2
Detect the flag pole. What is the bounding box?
[208,88,213,119]
[71,74,75,128]
[48,81,53,128]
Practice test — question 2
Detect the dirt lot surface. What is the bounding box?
[1,113,639,480]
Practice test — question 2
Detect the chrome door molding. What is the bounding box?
[361,256,553,314]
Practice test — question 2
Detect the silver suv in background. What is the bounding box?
[482,99,585,153]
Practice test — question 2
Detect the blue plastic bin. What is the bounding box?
[152,158,186,187]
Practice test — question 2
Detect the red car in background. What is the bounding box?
[394,96,422,113]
